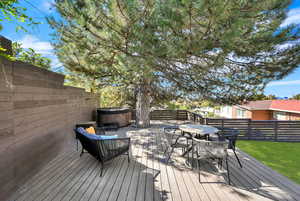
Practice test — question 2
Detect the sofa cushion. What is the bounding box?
[77,127,100,140]
[85,126,96,134]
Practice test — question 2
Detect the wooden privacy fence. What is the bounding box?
[204,119,300,141]
[187,111,300,142]
[131,110,188,121]
[150,110,188,120]
[132,110,300,141]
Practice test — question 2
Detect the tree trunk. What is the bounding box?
[136,80,151,128]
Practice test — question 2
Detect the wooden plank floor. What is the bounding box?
[8,121,300,201]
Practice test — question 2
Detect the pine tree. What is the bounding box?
[49,0,300,127]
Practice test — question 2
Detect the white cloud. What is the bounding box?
[42,0,55,13]
[18,35,53,55]
[267,80,300,86]
[50,56,64,72]
[276,39,300,50]
[17,35,63,71]
[281,8,300,27]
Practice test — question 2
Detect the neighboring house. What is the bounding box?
[194,106,221,117]
[220,100,300,120]
[219,105,234,118]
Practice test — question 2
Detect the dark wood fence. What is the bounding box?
[188,111,300,142]
[150,110,188,120]
[131,110,188,121]
[132,109,300,141]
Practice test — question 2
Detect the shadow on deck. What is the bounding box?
[9,121,300,201]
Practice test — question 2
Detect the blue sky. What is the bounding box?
[0,0,300,97]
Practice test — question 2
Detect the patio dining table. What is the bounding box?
[179,124,219,138]
[178,124,219,157]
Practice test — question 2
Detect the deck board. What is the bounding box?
[8,121,300,201]
[11,150,76,201]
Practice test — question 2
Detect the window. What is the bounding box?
[273,111,286,120]
[237,109,246,118]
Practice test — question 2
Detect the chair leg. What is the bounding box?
[127,151,130,163]
[80,147,84,157]
[233,149,242,168]
[100,161,104,177]
[197,159,201,182]
[192,148,195,170]
[225,156,231,185]
[164,147,169,156]
[166,147,174,163]
[220,159,223,169]
[76,140,78,151]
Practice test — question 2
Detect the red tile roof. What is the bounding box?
[240,100,300,113]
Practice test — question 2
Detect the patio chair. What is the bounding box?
[192,138,231,185]
[163,125,191,163]
[217,127,242,168]
[74,127,130,176]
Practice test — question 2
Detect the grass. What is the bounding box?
[237,140,300,184]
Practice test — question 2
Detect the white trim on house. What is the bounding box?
[268,108,300,114]
[237,106,300,114]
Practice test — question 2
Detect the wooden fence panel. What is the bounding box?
[206,119,300,141]
[130,109,300,141]
[131,110,189,121]
[150,110,177,120]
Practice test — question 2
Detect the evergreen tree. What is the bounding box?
[291,94,300,100]
[248,93,277,100]
[49,0,300,127]
[0,0,39,59]
[12,42,52,70]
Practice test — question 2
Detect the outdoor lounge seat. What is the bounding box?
[216,127,242,168]
[74,127,131,176]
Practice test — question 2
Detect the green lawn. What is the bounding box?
[237,140,300,184]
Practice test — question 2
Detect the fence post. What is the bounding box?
[247,119,251,140]
[221,119,224,132]
[193,113,196,122]
[274,121,278,141]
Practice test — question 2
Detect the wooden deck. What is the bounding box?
[8,121,300,201]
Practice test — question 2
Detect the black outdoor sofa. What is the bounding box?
[74,127,131,176]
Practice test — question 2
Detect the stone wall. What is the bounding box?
[0,37,98,200]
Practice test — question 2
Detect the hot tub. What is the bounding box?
[96,108,131,128]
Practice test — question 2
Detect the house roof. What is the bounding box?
[239,100,300,114]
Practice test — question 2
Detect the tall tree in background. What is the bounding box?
[0,0,39,59]
[291,94,300,100]
[12,42,51,69]
[248,93,277,101]
[0,0,37,31]
[50,0,300,127]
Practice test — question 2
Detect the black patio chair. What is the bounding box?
[163,125,191,163]
[74,128,130,176]
[192,137,231,185]
[216,127,242,168]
